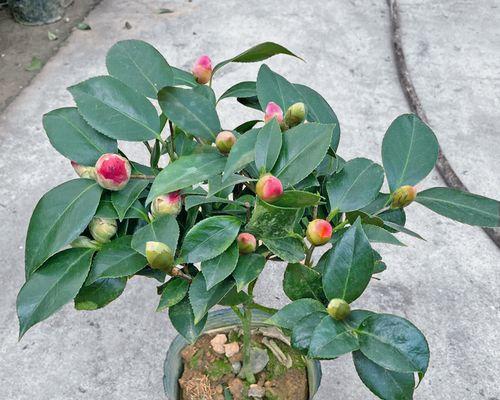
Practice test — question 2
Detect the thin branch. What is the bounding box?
[130,174,155,180]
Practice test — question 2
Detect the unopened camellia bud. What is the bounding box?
[215,131,236,154]
[284,102,307,128]
[237,233,257,254]
[145,241,175,273]
[151,191,182,217]
[94,153,131,191]
[264,102,286,130]
[391,185,417,209]
[306,219,333,246]
[256,173,283,203]
[70,235,101,250]
[327,298,350,320]
[89,217,117,243]
[71,161,96,179]
[192,55,212,84]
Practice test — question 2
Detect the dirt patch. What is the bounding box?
[179,329,308,400]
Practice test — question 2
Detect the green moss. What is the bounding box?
[207,359,232,380]
[266,349,287,380]
[188,349,201,369]
[264,391,280,400]
[228,329,239,343]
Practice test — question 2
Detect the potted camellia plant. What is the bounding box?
[17,40,499,400]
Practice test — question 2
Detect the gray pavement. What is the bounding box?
[0,1,499,399]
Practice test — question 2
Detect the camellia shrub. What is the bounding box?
[17,40,500,399]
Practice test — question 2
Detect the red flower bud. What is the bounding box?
[237,233,257,254]
[192,55,212,84]
[391,185,417,208]
[151,191,182,217]
[71,161,96,179]
[327,298,350,320]
[256,173,283,203]
[215,131,237,154]
[94,153,131,191]
[264,102,284,124]
[306,219,333,246]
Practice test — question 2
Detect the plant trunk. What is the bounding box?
[241,305,255,384]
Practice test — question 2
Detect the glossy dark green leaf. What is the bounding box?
[157,278,189,311]
[43,107,117,165]
[262,235,305,263]
[179,216,241,263]
[234,120,261,133]
[17,248,94,338]
[256,64,304,110]
[158,87,221,142]
[362,224,406,246]
[416,187,500,227]
[136,266,166,282]
[68,76,160,141]
[358,314,429,375]
[172,67,198,88]
[267,298,326,330]
[218,286,251,306]
[219,81,257,101]
[326,158,384,212]
[237,96,262,111]
[246,198,303,239]
[322,220,374,303]
[95,196,147,220]
[25,179,102,277]
[189,274,235,323]
[345,309,376,329]
[111,179,149,220]
[353,350,414,400]
[201,242,239,290]
[131,215,179,256]
[74,277,127,310]
[169,296,207,344]
[86,236,147,284]
[223,129,259,180]
[173,130,198,156]
[148,148,226,202]
[272,123,334,187]
[232,253,266,291]
[382,114,439,191]
[106,39,174,98]
[193,85,216,105]
[273,190,321,208]
[283,263,326,303]
[308,315,359,359]
[184,195,236,210]
[291,312,326,352]
[383,221,424,241]
[208,174,254,197]
[255,118,282,172]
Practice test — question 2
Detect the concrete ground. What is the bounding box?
[0,1,499,399]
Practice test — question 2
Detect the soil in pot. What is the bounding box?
[178,327,308,400]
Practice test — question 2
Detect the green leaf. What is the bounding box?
[201,242,239,290]
[172,67,198,87]
[25,179,102,277]
[255,119,282,172]
[184,195,236,210]
[246,198,303,239]
[223,129,259,179]
[106,39,174,98]
[86,236,147,284]
[383,221,425,241]
[294,83,341,151]
[322,220,374,303]
[17,248,93,338]
[179,216,241,263]
[235,120,260,133]
[68,76,160,141]
[238,96,262,111]
[131,215,179,256]
[256,64,304,111]
[271,123,334,187]
[95,197,147,220]
[169,296,207,343]
[362,224,406,246]
[273,190,321,208]
[25,56,43,71]
[111,179,149,220]
[219,81,257,101]
[308,315,359,359]
[358,313,429,375]
[267,298,326,330]
[74,277,127,310]
[43,107,117,165]
[262,235,305,263]
[189,274,235,323]
[148,148,226,202]
[194,85,217,105]
[157,278,189,311]
[291,312,326,352]
[218,287,251,306]
[76,22,91,30]
[232,253,266,292]
[326,158,384,212]
[283,263,326,303]
[158,87,221,142]
[416,187,500,227]
[353,351,414,400]
[208,174,254,197]
[212,42,301,77]
[382,114,439,191]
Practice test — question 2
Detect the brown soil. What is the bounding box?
[179,330,308,400]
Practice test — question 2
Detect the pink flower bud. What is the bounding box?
[264,102,284,124]
[89,217,117,243]
[71,161,96,179]
[327,298,350,320]
[391,185,417,209]
[151,191,182,217]
[237,233,257,254]
[145,241,175,273]
[94,153,131,191]
[192,55,212,84]
[306,219,332,246]
[256,173,284,203]
[215,131,237,154]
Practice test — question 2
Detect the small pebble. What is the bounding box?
[224,342,240,357]
[231,361,241,374]
[210,334,227,354]
[248,383,266,398]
